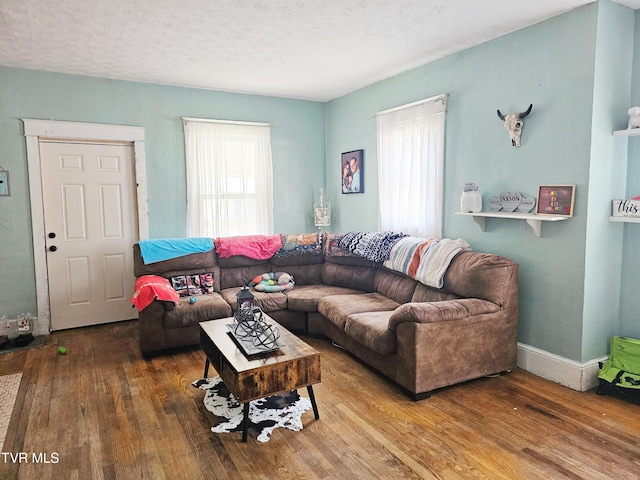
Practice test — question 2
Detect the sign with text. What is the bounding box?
[612,199,640,218]
[536,185,575,217]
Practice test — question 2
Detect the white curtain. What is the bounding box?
[184,120,273,237]
[376,95,447,238]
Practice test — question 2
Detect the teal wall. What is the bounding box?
[326,1,637,362]
[0,68,325,318]
[583,0,633,361]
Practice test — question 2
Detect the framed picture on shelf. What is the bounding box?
[341,149,364,194]
[536,184,575,217]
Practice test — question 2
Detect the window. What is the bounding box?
[183,119,273,237]
[376,94,447,238]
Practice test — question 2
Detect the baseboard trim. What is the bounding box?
[517,342,608,392]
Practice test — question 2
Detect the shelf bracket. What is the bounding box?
[525,219,542,237]
[471,215,486,232]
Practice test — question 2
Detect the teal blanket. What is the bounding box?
[139,237,214,264]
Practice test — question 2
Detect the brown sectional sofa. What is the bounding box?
[133,234,518,399]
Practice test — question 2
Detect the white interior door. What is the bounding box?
[39,141,139,330]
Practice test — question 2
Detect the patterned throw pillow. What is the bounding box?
[170,273,215,296]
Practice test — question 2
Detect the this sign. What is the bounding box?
[612,199,640,218]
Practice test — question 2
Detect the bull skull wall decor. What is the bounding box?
[497,104,533,148]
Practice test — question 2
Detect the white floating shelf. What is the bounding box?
[455,211,568,237]
[613,128,640,136]
[609,216,640,223]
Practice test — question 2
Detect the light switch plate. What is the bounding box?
[0,170,10,196]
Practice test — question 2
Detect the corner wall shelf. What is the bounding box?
[455,211,568,237]
[613,128,640,136]
[610,130,640,221]
[609,216,640,223]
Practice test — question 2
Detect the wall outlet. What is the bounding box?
[0,171,10,196]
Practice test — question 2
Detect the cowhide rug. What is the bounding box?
[193,376,312,442]
[0,372,22,447]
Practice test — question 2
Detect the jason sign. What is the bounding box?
[497,104,533,148]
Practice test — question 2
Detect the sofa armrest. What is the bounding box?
[138,300,169,354]
[137,298,177,312]
[388,299,500,330]
[156,299,177,311]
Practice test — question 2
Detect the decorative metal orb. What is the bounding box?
[232,306,280,349]
[233,310,256,338]
[252,321,280,349]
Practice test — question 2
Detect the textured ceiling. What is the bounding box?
[1,0,635,102]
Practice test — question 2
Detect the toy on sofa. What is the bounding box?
[249,272,295,292]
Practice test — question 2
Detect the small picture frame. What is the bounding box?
[536,184,575,217]
[0,170,10,197]
[341,150,364,194]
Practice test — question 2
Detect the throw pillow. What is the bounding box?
[170,273,215,296]
[249,272,295,292]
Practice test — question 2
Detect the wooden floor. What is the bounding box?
[1,320,639,480]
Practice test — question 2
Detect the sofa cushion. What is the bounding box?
[163,294,232,329]
[318,293,400,330]
[271,263,323,285]
[285,284,365,312]
[373,268,417,304]
[219,263,271,290]
[344,311,397,355]
[322,262,376,292]
[220,287,288,313]
[217,255,270,268]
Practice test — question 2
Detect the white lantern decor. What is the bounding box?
[314,188,331,231]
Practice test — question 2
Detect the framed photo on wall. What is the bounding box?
[536,184,576,217]
[341,149,364,194]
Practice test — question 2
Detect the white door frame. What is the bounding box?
[23,119,149,335]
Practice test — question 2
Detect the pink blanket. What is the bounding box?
[131,275,180,311]
[215,234,283,260]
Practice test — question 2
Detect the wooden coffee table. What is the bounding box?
[199,315,321,442]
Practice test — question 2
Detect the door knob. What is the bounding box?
[49,245,57,252]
